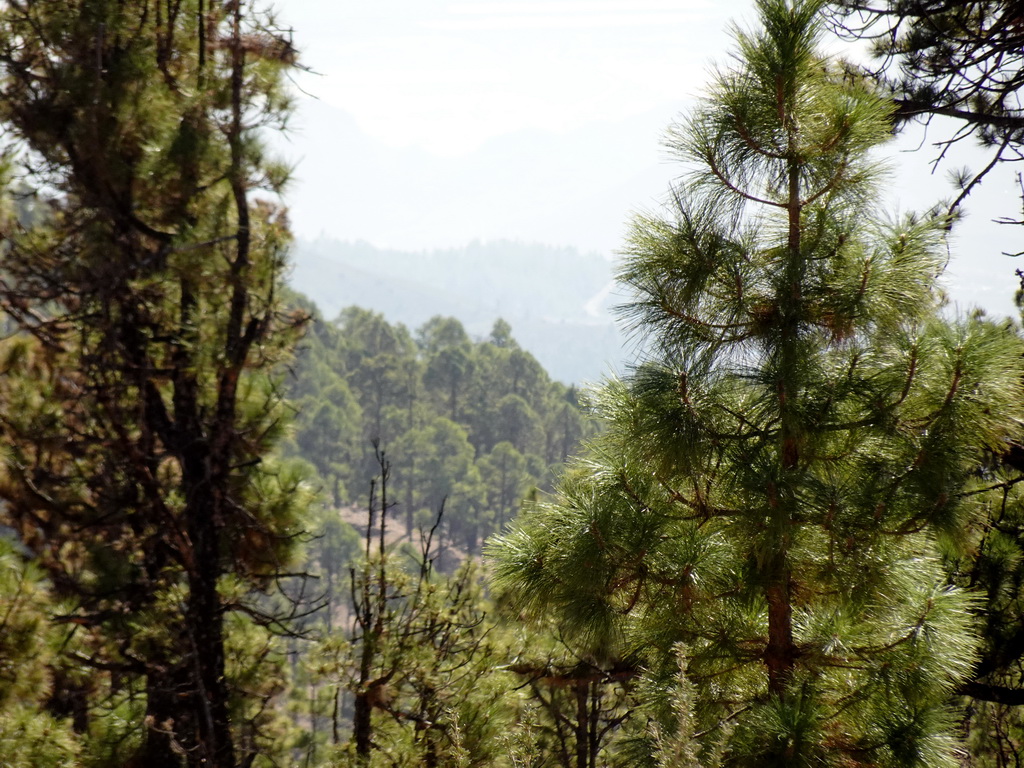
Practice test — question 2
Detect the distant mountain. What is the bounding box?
[288,238,632,385]
[279,98,1020,382]
[275,96,688,257]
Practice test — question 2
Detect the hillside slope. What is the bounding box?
[289,238,630,385]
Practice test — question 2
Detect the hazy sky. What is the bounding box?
[278,0,737,155]
[273,0,1024,319]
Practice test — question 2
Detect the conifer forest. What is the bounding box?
[5,1,1024,766]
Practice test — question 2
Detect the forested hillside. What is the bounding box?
[289,238,625,385]
[281,297,598,558]
[5,1,1024,767]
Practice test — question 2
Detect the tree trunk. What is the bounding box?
[574,682,589,768]
[353,689,372,761]
[186,496,235,768]
[138,673,188,768]
[765,576,795,695]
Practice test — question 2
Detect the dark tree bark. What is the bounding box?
[0,2,306,765]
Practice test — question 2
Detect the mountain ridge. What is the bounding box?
[288,237,629,385]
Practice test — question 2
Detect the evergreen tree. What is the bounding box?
[504,623,635,768]
[827,1,1024,252]
[820,5,1024,760]
[283,305,598,551]
[827,3,1024,162]
[945,474,1024,764]
[313,456,512,767]
[0,538,81,767]
[0,1,306,764]
[479,442,530,532]
[491,1,1024,766]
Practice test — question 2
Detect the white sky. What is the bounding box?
[279,0,734,155]
[273,0,1024,319]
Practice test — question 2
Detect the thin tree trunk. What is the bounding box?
[185,492,235,768]
[332,686,342,745]
[353,687,373,760]
[764,118,804,696]
[139,673,187,768]
[765,577,795,695]
[574,682,588,768]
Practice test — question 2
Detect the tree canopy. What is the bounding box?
[3,1,1024,767]
[0,1,307,764]
[492,1,1024,765]
[828,1,1024,237]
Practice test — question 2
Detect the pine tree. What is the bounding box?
[312,455,512,767]
[0,1,306,765]
[826,1,1024,213]
[491,1,1024,765]
[0,537,82,767]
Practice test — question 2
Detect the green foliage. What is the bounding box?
[491,1,1024,766]
[479,442,531,531]
[283,305,599,560]
[828,1,1024,155]
[0,0,311,764]
[307,462,517,767]
[940,453,1024,764]
[0,705,81,768]
[7,2,1024,767]
[498,615,636,768]
[276,308,601,766]
[0,539,81,767]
